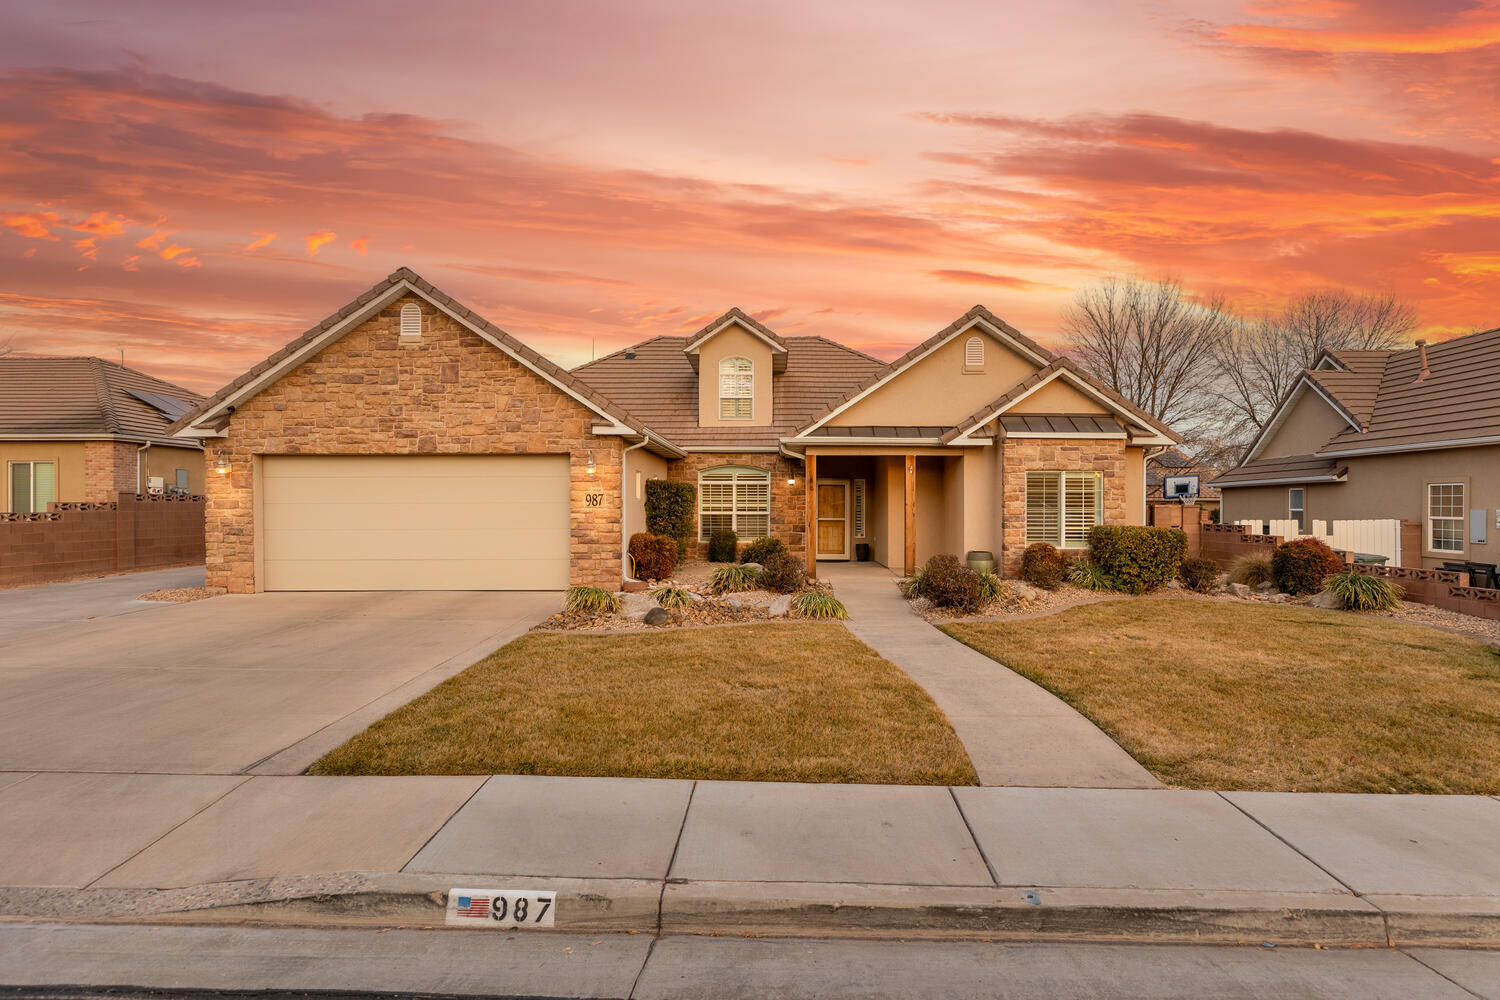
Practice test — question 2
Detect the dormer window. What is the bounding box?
[719,356,753,420]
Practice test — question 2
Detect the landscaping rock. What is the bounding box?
[643,606,671,627]
[726,596,745,610]
[619,592,658,621]
[1228,582,1252,599]
[742,562,763,573]
[1165,579,1183,590]
[1308,590,1342,610]
[1263,593,1290,604]
[1010,581,1042,602]
[769,594,793,617]
[1255,581,1277,593]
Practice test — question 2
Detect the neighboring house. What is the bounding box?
[1211,327,1500,570]
[1,357,205,514]
[169,268,1178,593]
[1146,447,1222,518]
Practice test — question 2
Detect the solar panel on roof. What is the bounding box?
[124,388,194,419]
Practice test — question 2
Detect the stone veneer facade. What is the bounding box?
[666,452,807,562]
[1000,437,1128,576]
[203,294,623,593]
[82,440,140,503]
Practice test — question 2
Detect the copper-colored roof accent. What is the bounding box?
[1000,414,1126,436]
[1209,453,1348,488]
[573,334,883,449]
[0,357,203,444]
[170,268,663,446]
[806,425,953,439]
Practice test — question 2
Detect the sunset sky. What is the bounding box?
[2,0,1497,393]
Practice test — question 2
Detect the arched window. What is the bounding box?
[699,466,770,541]
[718,356,753,419]
[400,302,422,340]
[964,336,984,369]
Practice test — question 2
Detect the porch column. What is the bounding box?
[804,453,817,578]
[904,454,916,576]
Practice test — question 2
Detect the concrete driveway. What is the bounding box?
[0,566,206,641]
[0,588,559,775]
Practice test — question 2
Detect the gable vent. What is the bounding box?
[964,336,984,368]
[399,302,422,340]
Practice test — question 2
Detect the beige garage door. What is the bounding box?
[261,455,570,591]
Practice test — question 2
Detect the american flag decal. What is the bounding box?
[455,894,489,918]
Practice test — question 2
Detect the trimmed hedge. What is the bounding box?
[1273,537,1344,596]
[739,536,787,565]
[628,532,677,582]
[707,528,738,563]
[644,479,695,559]
[1020,543,1068,591]
[1087,525,1186,594]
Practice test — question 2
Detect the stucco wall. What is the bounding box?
[1,442,86,511]
[828,331,1038,427]
[1220,442,1500,567]
[624,447,668,542]
[1257,387,1350,459]
[1007,378,1108,414]
[141,444,206,495]
[203,294,623,593]
[694,323,774,427]
[1124,446,1145,524]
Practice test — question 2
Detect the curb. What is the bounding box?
[5,876,1499,948]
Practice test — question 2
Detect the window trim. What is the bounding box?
[698,465,771,541]
[1426,481,1466,556]
[1025,470,1103,549]
[1287,487,1306,534]
[718,356,753,421]
[8,459,56,514]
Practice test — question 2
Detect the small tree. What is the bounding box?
[644,479,695,559]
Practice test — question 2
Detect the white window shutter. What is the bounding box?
[852,479,867,537]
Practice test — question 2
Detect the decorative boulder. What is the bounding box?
[1307,590,1342,610]
[1228,582,1252,599]
[620,592,657,620]
[643,606,671,627]
[769,594,793,618]
[1009,581,1042,602]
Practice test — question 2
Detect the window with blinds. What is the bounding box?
[699,466,770,540]
[718,356,753,420]
[8,460,56,514]
[1026,471,1102,548]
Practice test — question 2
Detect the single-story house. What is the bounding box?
[1146,447,1222,518]
[1,357,205,513]
[169,268,1179,593]
[1211,327,1500,570]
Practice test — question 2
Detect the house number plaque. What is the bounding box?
[584,489,606,507]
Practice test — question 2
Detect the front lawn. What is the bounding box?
[311,622,977,785]
[945,599,1500,794]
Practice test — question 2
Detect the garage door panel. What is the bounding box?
[260,455,572,591]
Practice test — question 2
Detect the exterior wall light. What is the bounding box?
[586,450,596,476]
[215,451,231,475]
[787,475,796,486]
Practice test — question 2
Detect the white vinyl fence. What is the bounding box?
[1235,518,1404,566]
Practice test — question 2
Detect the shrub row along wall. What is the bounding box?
[0,492,204,588]
[1353,564,1500,621]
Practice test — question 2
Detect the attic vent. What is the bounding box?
[964,336,984,369]
[399,302,422,341]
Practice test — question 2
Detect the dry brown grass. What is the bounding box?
[311,622,977,785]
[945,599,1500,794]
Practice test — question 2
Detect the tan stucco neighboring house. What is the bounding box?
[1211,328,1500,571]
[1,357,205,513]
[169,268,1179,593]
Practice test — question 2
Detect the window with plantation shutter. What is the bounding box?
[718,356,753,420]
[699,466,770,540]
[852,479,867,538]
[1026,471,1101,548]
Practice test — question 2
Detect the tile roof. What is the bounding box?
[0,357,203,443]
[1306,366,1386,428]
[572,334,884,448]
[1000,414,1125,436]
[1210,453,1348,488]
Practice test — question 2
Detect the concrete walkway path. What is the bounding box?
[825,563,1160,788]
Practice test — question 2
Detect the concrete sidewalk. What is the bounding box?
[2,772,1496,946]
[827,563,1159,787]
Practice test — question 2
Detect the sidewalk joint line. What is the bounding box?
[398,775,492,874]
[948,787,999,886]
[657,780,697,933]
[1401,947,1487,999]
[1214,791,1365,900]
[626,933,659,1000]
[82,775,253,890]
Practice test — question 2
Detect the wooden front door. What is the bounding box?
[816,481,849,559]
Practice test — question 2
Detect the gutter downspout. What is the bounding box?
[621,439,649,584]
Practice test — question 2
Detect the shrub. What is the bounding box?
[1087,525,1186,594]
[790,590,848,619]
[1272,537,1345,596]
[651,584,695,609]
[628,532,677,582]
[1178,557,1221,594]
[760,550,806,593]
[899,568,926,599]
[1021,543,1068,591]
[975,571,1006,607]
[566,586,621,616]
[1227,554,1275,588]
[1323,570,1404,611]
[1068,558,1114,592]
[739,537,787,565]
[711,563,762,595]
[921,554,982,612]
[644,479,695,559]
[707,528,738,563]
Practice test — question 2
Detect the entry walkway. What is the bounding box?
[823,562,1159,788]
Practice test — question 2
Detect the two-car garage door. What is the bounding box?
[261,455,570,591]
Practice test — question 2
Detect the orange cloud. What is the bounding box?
[304,230,336,255]
[349,236,368,256]
[176,256,202,268]
[928,269,1057,290]
[158,243,192,260]
[243,231,275,251]
[70,211,129,237]
[3,211,61,240]
[121,254,139,271]
[73,236,98,261]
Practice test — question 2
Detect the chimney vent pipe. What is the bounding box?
[1416,339,1431,381]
